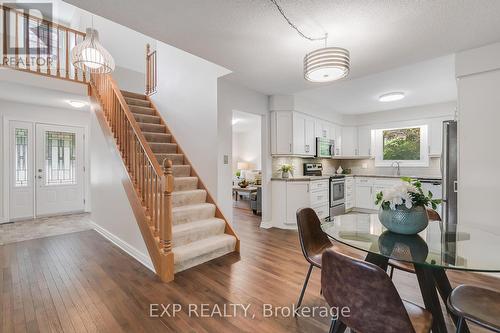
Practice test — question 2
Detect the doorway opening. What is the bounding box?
[232,111,262,218]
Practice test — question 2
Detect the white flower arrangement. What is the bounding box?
[375,177,441,210]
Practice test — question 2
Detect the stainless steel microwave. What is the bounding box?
[316,137,334,158]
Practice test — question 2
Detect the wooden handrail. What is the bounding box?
[1,4,87,84]
[146,44,157,96]
[90,73,174,281]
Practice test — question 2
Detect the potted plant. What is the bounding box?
[375,177,441,235]
[278,164,294,179]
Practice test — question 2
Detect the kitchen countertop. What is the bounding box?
[271,174,442,182]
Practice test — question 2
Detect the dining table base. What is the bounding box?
[365,254,470,333]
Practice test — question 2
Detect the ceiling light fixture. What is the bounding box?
[71,18,115,74]
[379,92,405,102]
[269,0,350,83]
[67,100,87,108]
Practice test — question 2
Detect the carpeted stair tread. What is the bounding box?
[121,90,147,100]
[172,218,225,247]
[173,177,198,191]
[173,234,236,273]
[143,132,172,143]
[172,203,216,225]
[150,142,177,154]
[134,114,161,124]
[155,153,184,165]
[172,165,191,177]
[125,97,151,108]
[139,123,166,133]
[172,189,207,207]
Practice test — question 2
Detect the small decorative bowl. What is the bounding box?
[378,205,429,235]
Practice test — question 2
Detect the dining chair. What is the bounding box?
[388,208,442,278]
[295,207,334,308]
[447,285,500,333]
[321,248,433,333]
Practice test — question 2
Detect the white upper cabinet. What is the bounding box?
[357,126,373,157]
[331,123,342,155]
[293,112,316,156]
[271,111,293,155]
[271,111,315,156]
[429,117,448,156]
[315,119,331,139]
[341,126,358,156]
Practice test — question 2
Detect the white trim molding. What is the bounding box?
[90,221,155,273]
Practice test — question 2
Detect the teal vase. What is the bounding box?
[378,205,429,235]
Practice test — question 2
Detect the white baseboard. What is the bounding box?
[90,221,155,273]
[0,217,9,224]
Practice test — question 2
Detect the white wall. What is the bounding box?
[345,102,456,127]
[218,78,270,222]
[456,42,500,229]
[74,9,156,93]
[0,99,91,222]
[89,108,153,270]
[151,41,230,199]
[270,95,344,124]
[232,119,262,171]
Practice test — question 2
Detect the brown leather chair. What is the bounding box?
[388,208,442,277]
[295,207,334,308]
[447,285,500,333]
[321,248,433,333]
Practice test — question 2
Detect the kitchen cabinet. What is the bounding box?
[271,111,293,154]
[345,176,355,210]
[272,179,330,228]
[315,119,331,139]
[357,126,373,157]
[429,117,449,156]
[271,111,315,156]
[341,126,358,156]
[332,123,342,155]
[355,178,374,210]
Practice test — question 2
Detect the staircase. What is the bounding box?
[89,73,239,282]
[121,91,237,273]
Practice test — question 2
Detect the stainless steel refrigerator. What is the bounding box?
[441,120,458,226]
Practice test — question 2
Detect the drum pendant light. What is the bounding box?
[71,23,115,74]
[304,34,350,82]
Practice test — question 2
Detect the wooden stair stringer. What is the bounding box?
[89,89,163,275]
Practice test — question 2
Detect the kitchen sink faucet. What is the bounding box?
[392,161,401,176]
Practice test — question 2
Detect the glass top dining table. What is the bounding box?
[321,213,500,273]
[321,213,500,333]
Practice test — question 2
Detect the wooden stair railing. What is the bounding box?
[89,72,174,282]
[1,4,87,84]
[145,43,157,96]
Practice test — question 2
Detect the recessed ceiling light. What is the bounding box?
[379,92,405,102]
[67,100,87,108]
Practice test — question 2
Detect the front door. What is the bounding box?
[34,124,85,217]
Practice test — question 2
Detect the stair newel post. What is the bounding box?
[160,159,174,282]
[146,43,150,95]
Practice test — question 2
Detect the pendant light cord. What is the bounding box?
[269,0,327,43]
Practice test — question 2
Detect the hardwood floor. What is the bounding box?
[1,208,498,332]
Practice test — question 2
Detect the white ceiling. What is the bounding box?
[297,54,457,114]
[63,0,500,96]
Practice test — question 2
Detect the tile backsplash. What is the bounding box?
[272,157,441,178]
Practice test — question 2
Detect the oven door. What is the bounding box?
[330,180,345,207]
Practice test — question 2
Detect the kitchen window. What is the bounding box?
[374,125,429,167]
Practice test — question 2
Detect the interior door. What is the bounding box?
[35,124,85,216]
[8,121,34,221]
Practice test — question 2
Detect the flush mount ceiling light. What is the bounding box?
[270,0,350,83]
[71,26,115,74]
[67,100,87,108]
[379,92,405,102]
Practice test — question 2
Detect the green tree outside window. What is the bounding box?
[383,128,420,160]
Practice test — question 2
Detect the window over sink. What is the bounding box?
[374,125,429,167]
